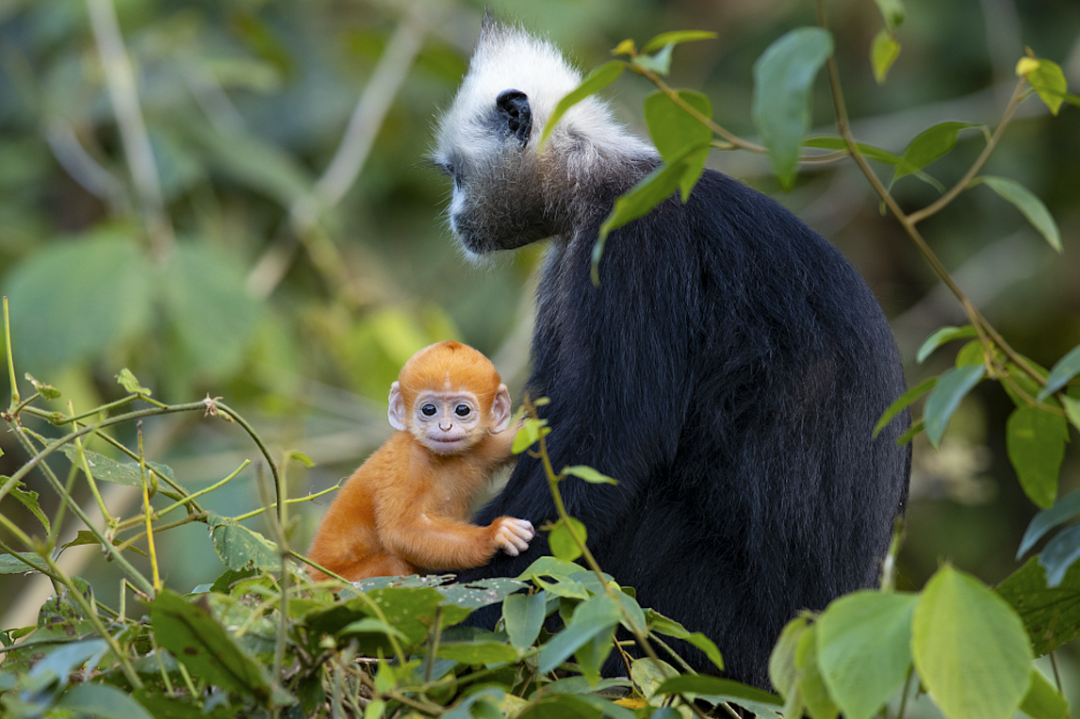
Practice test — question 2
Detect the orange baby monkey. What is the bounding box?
[306,341,534,583]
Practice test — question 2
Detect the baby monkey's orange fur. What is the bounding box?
[306,342,533,582]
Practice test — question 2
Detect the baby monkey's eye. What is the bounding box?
[455,405,471,417]
[421,404,437,417]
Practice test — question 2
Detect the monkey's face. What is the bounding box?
[409,390,486,455]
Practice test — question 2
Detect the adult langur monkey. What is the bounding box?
[430,18,910,689]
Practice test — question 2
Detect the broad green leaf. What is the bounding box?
[1023,59,1068,116]
[923,365,985,447]
[58,447,173,488]
[917,325,978,363]
[632,44,674,76]
[1017,487,1080,558]
[1040,524,1080,588]
[976,176,1061,253]
[997,556,1080,655]
[574,622,616,684]
[614,589,647,635]
[641,31,717,54]
[162,242,262,380]
[1019,668,1068,719]
[871,31,900,85]
[893,122,981,181]
[208,513,280,570]
[516,694,607,719]
[912,566,1032,719]
[873,0,905,28]
[132,690,239,719]
[1037,344,1080,401]
[516,556,585,582]
[438,577,528,610]
[56,682,155,719]
[539,62,624,149]
[751,28,834,190]
[8,483,50,534]
[768,616,808,701]
[795,625,838,719]
[1007,406,1068,508]
[564,465,618,485]
[645,610,723,670]
[643,90,712,200]
[549,516,588,562]
[115,368,151,395]
[184,123,311,207]
[599,141,707,242]
[1064,396,1080,432]
[338,618,409,642]
[954,339,987,367]
[436,641,519,664]
[655,674,782,705]
[24,372,60,399]
[874,377,936,438]
[630,656,679,702]
[817,591,917,719]
[151,589,282,703]
[537,594,621,673]
[512,418,549,454]
[0,551,48,573]
[803,137,901,165]
[4,231,152,371]
[503,591,547,649]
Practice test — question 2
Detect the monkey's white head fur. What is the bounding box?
[432,19,654,256]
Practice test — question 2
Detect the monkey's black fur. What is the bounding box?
[456,165,910,688]
[439,23,910,689]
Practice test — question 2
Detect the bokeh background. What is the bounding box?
[1,0,1078,684]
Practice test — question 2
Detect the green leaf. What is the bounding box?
[654,674,781,705]
[56,682,155,719]
[751,28,834,190]
[873,0,905,28]
[870,30,900,85]
[564,466,618,485]
[539,62,624,149]
[162,242,262,380]
[436,641,519,664]
[917,325,979,364]
[1019,668,1068,719]
[912,565,1032,719]
[923,364,985,448]
[641,31,718,54]
[816,591,917,719]
[537,594,621,674]
[1038,344,1080,401]
[975,176,1062,253]
[599,141,708,242]
[768,616,808,701]
[184,124,311,207]
[803,137,901,165]
[1017,488,1080,558]
[632,44,674,76]
[795,625,838,719]
[4,231,153,371]
[1025,59,1068,116]
[1040,524,1080,588]
[115,368,151,395]
[8,483,50,534]
[0,551,48,573]
[997,556,1080,655]
[512,418,549,454]
[1007,406,1068,508]
[58,447,173,488]
[643,90,713,201]
[438,577,529,610]
[645,610,724,670]
[24,372,60,399]
[208,513,281,570]
[874,377,935,438]
[1064,396,1080,432]
[892,122,981,182]
[955,339,987,367]
[549,516,588,562]
[338,618,409,642]
[517,556,585,582]
[503,591,547,649]
[151,589,286,704]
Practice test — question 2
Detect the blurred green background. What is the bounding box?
[0,0,1078,661]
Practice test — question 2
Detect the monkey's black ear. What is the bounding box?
[496,89,531,146]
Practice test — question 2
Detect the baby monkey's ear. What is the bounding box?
[388,381,407,431]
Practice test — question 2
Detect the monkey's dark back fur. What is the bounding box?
[456,167,910,688]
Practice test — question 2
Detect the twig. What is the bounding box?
[86,0,174,259]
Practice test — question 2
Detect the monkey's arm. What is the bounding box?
[378,507,532,570]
